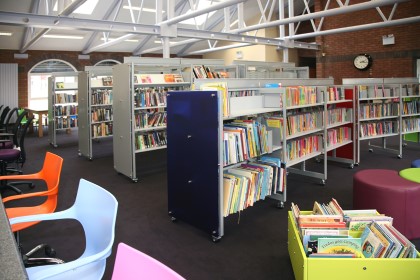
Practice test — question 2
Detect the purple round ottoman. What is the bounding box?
[353,169,420,240]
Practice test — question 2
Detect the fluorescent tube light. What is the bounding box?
[43,34,84,39]
[100,38,139,43]
[0,32,12,36]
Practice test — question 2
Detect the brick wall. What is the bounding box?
[313,0,420,84]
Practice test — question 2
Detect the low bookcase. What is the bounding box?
[287,211,420,280]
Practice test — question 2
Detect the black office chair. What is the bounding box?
[0,110,28,150]
[0,107,19,133]
[0,106,11,131]
[0,116,34,195]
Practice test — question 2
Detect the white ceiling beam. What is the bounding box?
[20,0,88,53]
[82,0,123,53]
[20,0,40,50]
[231,0,409,35]
[160,0,246,25]
[185,42,251,55]
[86,34,137,53]
[286,15,420,40]
[0,11,159,34]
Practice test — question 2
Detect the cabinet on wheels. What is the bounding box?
[78,67,113,160]
[48,72,78,147]
[112,62,190,182]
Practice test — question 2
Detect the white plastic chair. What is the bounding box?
[9,178,118,280]
[111,242,185,280]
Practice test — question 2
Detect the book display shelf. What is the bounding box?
[179,58,232,83]
[167,77,353,241]
[343,78,419,163]
[78,66,113,160]
[324,86,356,168]
[288,210,420,280]
[395,78,420,151]
[112,59,190,182]
[48,72,78,147]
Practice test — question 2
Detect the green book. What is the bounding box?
[318,237,362,257]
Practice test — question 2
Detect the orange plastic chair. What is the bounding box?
[1,151,64,232]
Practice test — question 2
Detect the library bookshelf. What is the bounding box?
[288,211,420,280]
[343,78,420,163]
[78,66,113,160]
[48,72,78,148]
[112,60,190,182]
[167,78,353,241]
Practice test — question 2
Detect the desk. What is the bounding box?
[25,108,48,138]
[0,194,29,279]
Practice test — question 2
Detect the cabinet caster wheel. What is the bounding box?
[369,149,373,153]
[132,179,138,183]
[89,157,93,161]
[45,245,56,258]
[78,152,81,156]
[349,164,354,169]
[320,180,326,186]
[277,201,285,209]
[170,217,177,222]
[355,163,360,166]
[397,155,402,159]
[212,236,221,243]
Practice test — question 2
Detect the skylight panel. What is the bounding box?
[180,1,218,26]
[53,0,99,15]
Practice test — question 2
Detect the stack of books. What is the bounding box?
[291,199,418,258]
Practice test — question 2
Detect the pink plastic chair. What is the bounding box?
[111,243,185,280]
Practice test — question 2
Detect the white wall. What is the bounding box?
[0,63,18,109]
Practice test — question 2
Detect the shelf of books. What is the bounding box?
[78,66,113,160]
[178,58,233,82]
[394,79,420,152]
[167,87,286,241]
[112,60,190,182]
[167,78,345,241]
[325,85,356,168]
[343,78,419,163]
[288,199,420,280]
[48,72,78,147]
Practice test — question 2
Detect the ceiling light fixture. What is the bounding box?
[0,32,12,36]
[43,34,84,39]
[101,38,138,43]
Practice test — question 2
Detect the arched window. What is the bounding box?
[28,59,76,108]
[94,59,120,67]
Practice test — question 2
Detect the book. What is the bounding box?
[317,237,362,257]
[360,225,386,258]
[303,234,349,255]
